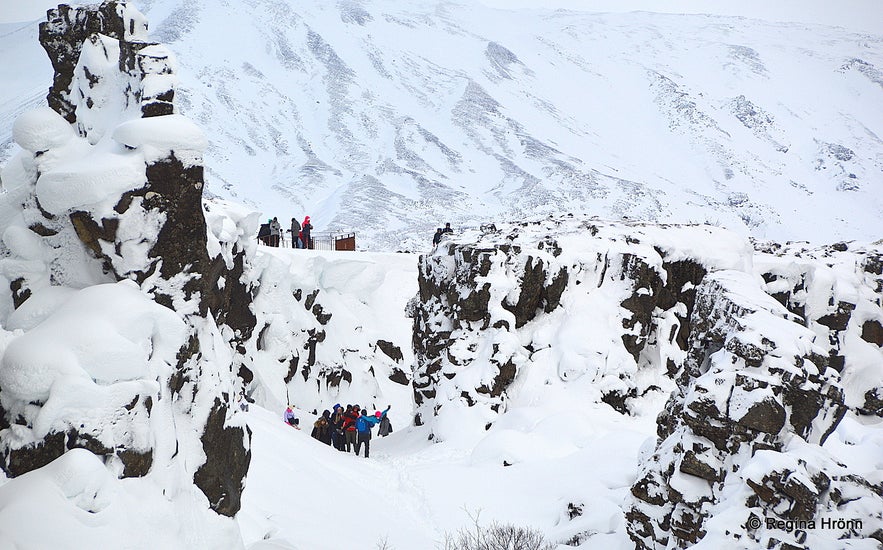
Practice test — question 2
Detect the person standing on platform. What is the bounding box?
[301,216,313,249]
[290,217,301,248]
[269,217,282,247]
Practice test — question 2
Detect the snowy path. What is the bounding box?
[238,404,651,549]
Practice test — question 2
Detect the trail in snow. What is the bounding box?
[238,402,654,549]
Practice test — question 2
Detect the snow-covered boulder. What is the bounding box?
[11,108,77,153]
[0,282,185,478]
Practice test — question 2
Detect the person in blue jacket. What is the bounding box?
[354,405,390,458]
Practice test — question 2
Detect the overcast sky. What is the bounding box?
[1,0,881,33]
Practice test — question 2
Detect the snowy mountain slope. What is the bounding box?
[0,21,51,161]
[2,0,882,249]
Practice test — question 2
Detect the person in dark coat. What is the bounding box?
[442,222,453,234]
[258,221,271,245]
[329,404,345,450]
[290,217,302,248]
[301,216,313,249]
[432,228,443,247]
[378,413,393,437]
[311,409,333,445]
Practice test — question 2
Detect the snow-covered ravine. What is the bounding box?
[0,2,880,549]
[237,396,882,549]
[239,225,883,550]
[238,400,652,549]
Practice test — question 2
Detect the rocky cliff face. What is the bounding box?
[756,242,883,416]
[627,269,881,549]
[411,217,753,438]
[0,1,254,518]
[0,6,413,527]
[412,216,883,546]
[241,249,415,416]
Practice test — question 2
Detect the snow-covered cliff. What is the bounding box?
[411,216,883,548]
[0,2,255,545]
[0,4,415,545]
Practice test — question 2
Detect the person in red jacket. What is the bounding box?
[301,216,313,249]
[341,404,360,453]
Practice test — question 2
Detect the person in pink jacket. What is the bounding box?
[301,216,313,249]
[283,406,300,429]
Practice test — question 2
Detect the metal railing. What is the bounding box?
[258,231,356,251]
[310,232,356,251]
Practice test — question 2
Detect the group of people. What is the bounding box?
[289,216,313,249]
[432,222,454,247]
[284,403,393,458]
[259,216,313,248]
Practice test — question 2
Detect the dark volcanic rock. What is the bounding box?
[39,2,135,121]
[758,245,883,422]
[625,269,879,549]
[862,319,883,347]
[377,339,404,362]
[737,396,786,434]
[502,256,568,328]
[5,431,66,477]
[619,253,664,362]
[389,367,410,385]
[118,448,153,478]
[194,399,251,517]
[411,219,739,441]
